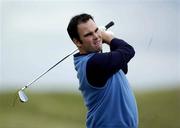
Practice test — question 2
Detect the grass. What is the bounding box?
[136,88,180,128]
[0,88,180,128]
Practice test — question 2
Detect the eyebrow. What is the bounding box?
[84,27,99,37]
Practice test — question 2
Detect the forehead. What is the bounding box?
[77,19,97,35]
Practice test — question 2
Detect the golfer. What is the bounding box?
[67,13,138,128]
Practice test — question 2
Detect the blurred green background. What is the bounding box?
[0,87,180,128]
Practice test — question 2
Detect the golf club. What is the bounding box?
[17,21,114,103]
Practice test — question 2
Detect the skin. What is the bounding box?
[73,19,114,54]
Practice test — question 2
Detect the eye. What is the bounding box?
[84,32,93,37]
[95,28,99,33]
[83,28,99,37]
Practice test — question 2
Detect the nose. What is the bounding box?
[93,32,99,40]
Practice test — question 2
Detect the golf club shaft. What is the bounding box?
[105,21,114,30]
[22,49,78,90]
[21,21,114,90]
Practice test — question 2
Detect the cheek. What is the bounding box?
[82,37,93,44]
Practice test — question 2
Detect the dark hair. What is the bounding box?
[67,13,94,41]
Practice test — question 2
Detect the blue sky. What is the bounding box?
[0,0,179,91]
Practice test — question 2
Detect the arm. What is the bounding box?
[86,38,135,87]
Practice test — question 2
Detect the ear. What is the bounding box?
[73,38,82,48]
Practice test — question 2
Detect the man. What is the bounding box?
[67,13,138,128]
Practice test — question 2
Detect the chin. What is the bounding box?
[95,47,102,52]
[95,45,102,52]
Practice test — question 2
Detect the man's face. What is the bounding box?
[75,19,102,54]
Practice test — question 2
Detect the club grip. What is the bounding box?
[105,21,114,30]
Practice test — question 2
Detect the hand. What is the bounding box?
[99,26,114,44]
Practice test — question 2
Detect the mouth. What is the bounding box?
[93,40,102,51]
[94,39,102,46]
